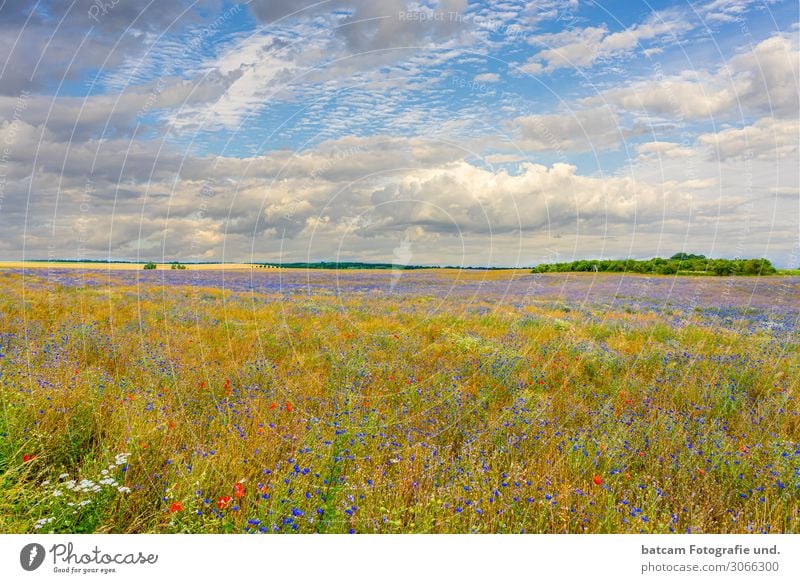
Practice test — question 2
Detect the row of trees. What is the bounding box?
[532,254,776,276]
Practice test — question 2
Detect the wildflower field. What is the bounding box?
[0,267,798,534]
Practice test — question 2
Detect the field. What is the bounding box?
[0,267,798,534]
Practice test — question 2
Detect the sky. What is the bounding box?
[0,0,798,267]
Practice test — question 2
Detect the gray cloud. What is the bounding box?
[0,1,221,94]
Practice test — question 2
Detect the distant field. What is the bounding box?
[0,261,256,270]
[0,269,798,533]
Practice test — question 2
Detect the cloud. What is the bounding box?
[473,72,500,83]
[511,107,637,153]
[583,32,800,121]
[520,61,544,75]
[0,125,706,263]
[0,1,218,94]
[246,0,470,52]
[1,122,794,264]
[525,11,692,72]
[698,0,782,23]
[0,76,231,141]
[698,116,800,160]
[636,141,695,159]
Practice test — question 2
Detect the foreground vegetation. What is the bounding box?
[0,269,797,533]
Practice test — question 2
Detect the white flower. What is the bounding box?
[58,473,69,480]
[41,480,50,486]
[52,489,62,497]
[34,517,54,530]
[117,486,131,494]
[77,479,96,492]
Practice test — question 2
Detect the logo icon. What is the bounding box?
[20,543,46,571]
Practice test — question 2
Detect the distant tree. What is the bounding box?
[143,262,157,270]
[709,259,734,276]
[670,252,706,261]
[741,258,776,275]
[171,262,187,270]
[574,260,592,272]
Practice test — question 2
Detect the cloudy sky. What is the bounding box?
[0,0,797,266]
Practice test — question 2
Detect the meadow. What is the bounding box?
[0,267,798,534]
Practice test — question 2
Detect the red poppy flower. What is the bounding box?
[592,475,603,486]
[217,496,232,509]
[285,401,293,413]
[170,501,183,513]
[233,483,245,498]
[269,402,277,410]
[22,454,36,462]
[698,468,706,476]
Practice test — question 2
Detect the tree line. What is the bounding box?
[531,254,777,276]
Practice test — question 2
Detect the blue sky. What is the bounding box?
[0,0,798,266]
